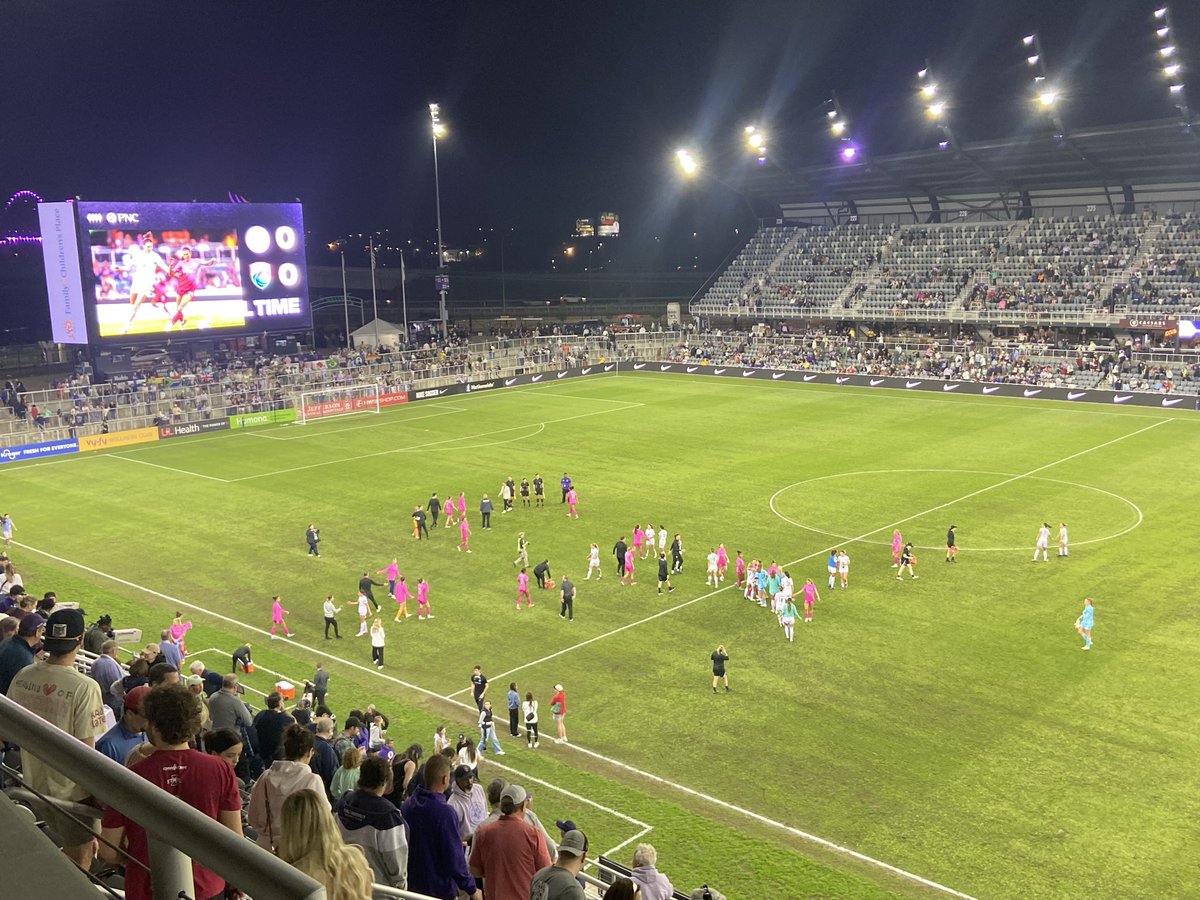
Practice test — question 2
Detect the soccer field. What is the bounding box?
[7,372,1199,898]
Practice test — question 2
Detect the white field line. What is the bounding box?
[105,452,233,482]
[19,537,973,898]
[455,416,1172,693]
[639,368,1181,420]
[229,402,644,483]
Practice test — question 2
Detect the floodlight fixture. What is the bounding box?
[1154,7,1167,19]
[675,148,699,176]
[1165,63,1182,76]
[1160,45,1176,57]
[1169,83,1185,93]
[826,109,838,119]
[920,82,937,98]
[1157,26,1170,38]
[927,101,946,118]
[938,140,950,150]
[1038,90,1058,107]
[830,120,846,136]
[917,68,928,79]
[1027,55,1040,66]
[1023,34,1036,46]
[840,145,858,161]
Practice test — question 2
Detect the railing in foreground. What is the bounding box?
[0,693,325,900]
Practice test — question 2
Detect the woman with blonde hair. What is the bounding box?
[277,789,373,900]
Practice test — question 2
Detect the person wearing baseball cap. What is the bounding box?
[530,828,589,899]
[0,612,43,695]
[97,684,150,764]
[470,782,550,897]
[4,607,106,870]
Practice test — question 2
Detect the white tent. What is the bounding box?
[350,318,405,349]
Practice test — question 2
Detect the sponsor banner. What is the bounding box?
[158,419,232,440]
[630,361,1199,411]
[412,386,461,401]
[0,438,80,465]
[465,380,497,392]
[79,427,159,452]
[1119,316,1177,331]
[37,202,90,345]
[380,390,408,408]
[301,393,404,419]
[229,408,298,429]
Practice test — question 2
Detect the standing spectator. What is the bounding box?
[480,494,494,529]
[312,660,330,708]
[89,637,125,715]
[560,473,572,504]
[447,764,489,844]
[158,629,183,668]
[401,754,482,900]
[100,684,242,899]
[630,842,675,900]
[248,724,330,851]
[183,673,211,730]
[335,755,409,891]
[477,700,505,755]
[310,715,340,795]
[470,664,489,711]
[370,618,386,668]
[529,829,589,900]
[5,609,105,871]
[358,572,383,612]
[278,789,374,900]
[306,523,321,557]
[506,681,521,736]
[252,691,295,768]
[322,595,343,639]
[96,684,149,764]
[427,492,441,527]
[559,575,576,622]
[522,691,540,749]
[470,783,551,900]
[209,673,254,733]
[331,745,364,801]
[550,684,568,744]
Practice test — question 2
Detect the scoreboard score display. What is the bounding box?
[38,200,312,344]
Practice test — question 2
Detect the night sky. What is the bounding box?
[3,1,1197,269]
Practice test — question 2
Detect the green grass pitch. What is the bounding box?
[6,372,1199,899]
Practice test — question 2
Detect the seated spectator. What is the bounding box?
[334,754,408,891]
[277,789,374,900]
[603,879,640,900]
[96,684,149,764]
[0,614,18,643]
[0,612,44,695]
[148,661,179,686]
[331,745,363,800]
[630,842,674,900]
[248,723,330,851]
[101,683,242,900]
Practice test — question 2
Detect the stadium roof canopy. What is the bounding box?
[738,119,1200,210]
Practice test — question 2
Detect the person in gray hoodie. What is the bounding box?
[335,754,409,891]
[247,724,329,850]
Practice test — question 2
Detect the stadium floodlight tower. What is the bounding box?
[675,147,700,176]
[1021,31,1066,133]
[825,94,859,162]
[744,124,768,164]
[1154,7,1194,134]
[430,103,448,339]
[917,62,954,147]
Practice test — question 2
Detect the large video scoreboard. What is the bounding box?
[38,200,311,345]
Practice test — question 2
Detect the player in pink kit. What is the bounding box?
[517,568,533,609]
[169,613,192,656]
[270,595,291,637]
[892,530,903,567]
[443,489,456,527]
[393,576,413,621]
[458,516,472,553]
[566,487,578,518]
[416,578,433,620]
[802,579,820,623]
[632,526,645,559]
[377,558,400,597]
[620,548,636,585]
[166,246,216,331]
[735,551,746,588]
[716,544,729,582]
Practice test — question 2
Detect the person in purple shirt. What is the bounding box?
[401,755,481,900]
[560,473,572,504]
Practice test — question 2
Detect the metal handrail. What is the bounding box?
[0,693,325,900]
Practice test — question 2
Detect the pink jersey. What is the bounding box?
[417,582,430,604]
[625,549,635,571]
[381,562,400,581]
[459,519,470,538]
[717,547,728,567]
[892,533,903,551]
[395,581,412,603]
[633,528,644,547]
[768,563,779,577]
[169,620,191,642]
[272,600,286,622]
[567,488,577,505]
[736,556,746,574]
[457,494,466,514]
[518,573,529,592]
[803,583,817,604]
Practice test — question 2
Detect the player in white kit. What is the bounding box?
[836,550,850,590]
[1033,522,1051,561]
[585,542,602,579]
[1058,522,1069,558]
[119,233,171,334]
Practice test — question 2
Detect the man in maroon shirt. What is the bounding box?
[101,684,242,900]
[469,783,550,900]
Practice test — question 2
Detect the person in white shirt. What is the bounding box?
[521,692,540,748]
[585,543,602,580]
[657,527,668,554]
[705,549,719,586]
[322,595,342,639]
[1058,522,1069,558]
[357,592,370,636]
[836,551,850,590]
[1034,523,1051,562]
[642,525,657,559]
